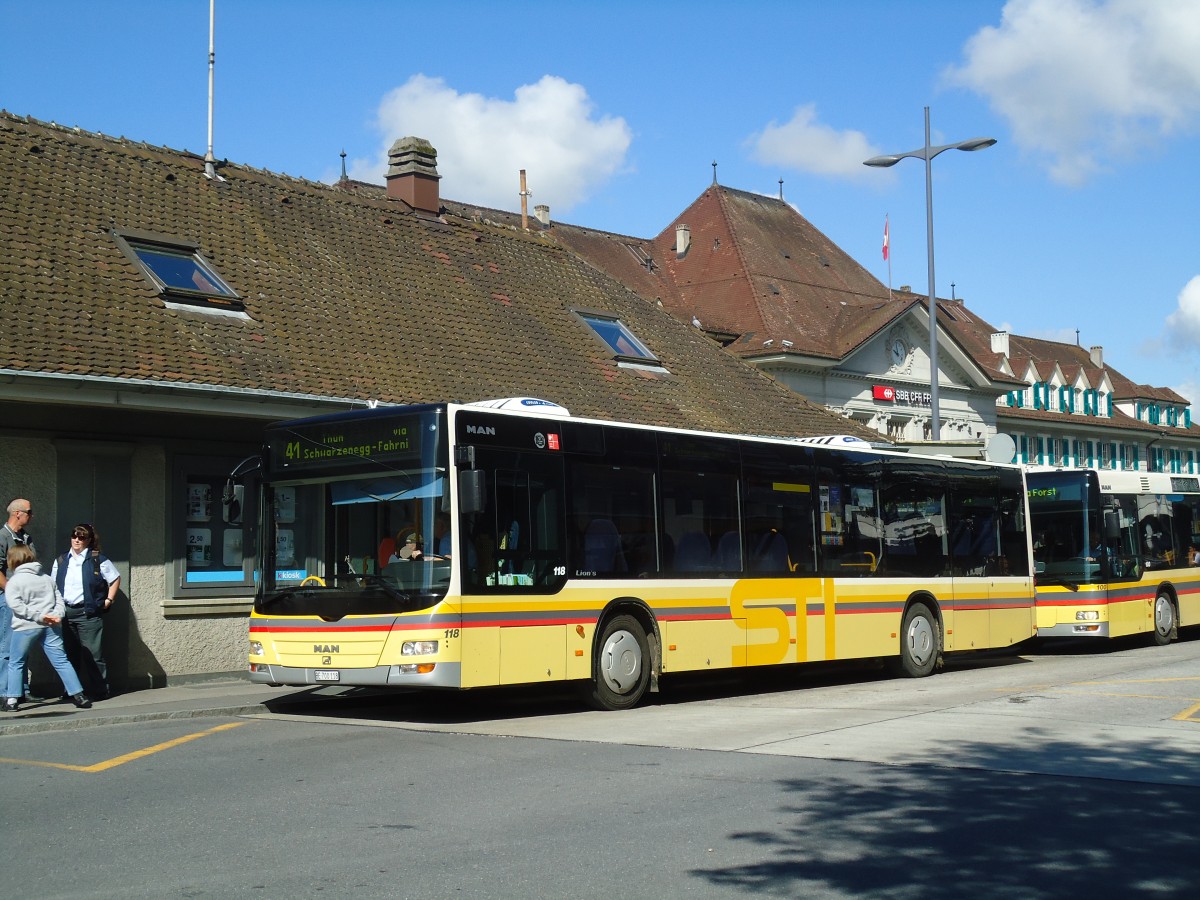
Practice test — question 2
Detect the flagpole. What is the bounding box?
[883,214,892,300]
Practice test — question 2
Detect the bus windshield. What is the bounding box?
[255,407,450,619]
[1027,469,1139,586]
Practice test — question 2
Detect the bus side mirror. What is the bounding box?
[459,470,486,515]
[1104,510,1120,541]
[222,481,244,526]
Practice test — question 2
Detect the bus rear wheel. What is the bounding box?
[895,603,940,678]
[1152,592,1177,646]
[588,614,650,711]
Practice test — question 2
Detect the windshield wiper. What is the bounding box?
[1037,576,1080,591]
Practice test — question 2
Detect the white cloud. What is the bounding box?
[1165,275,1200,344]
[349,74,632,213]
[945,0,1200,185]
[746,103,882,181]
[1173,379,1200,407]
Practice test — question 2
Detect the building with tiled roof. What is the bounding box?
[549,179,1200,472]
[0,112,879,686]
[555,184,1024,452]
[980,330,1200,472]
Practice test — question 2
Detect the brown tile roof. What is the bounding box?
[927,298,1196,435]
[894,292,1024,387]
[989,333,1183,403]
[440,173,1185,425]
[437,198,687,329]
[0,112,877,441]
[645,186,905,358]
[998,404,1200,438]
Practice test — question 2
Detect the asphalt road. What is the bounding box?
[3,633,1200,899]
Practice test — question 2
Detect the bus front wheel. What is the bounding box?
[588,614,650,711]
[895,603,940,678]
[1152,592,1177,646]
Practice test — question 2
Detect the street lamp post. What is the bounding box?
[864,107,995,441]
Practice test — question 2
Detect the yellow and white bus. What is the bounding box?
[1026,467,1200,644]
[245,400,1036,709]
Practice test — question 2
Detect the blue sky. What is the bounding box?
[4,1,1199,401]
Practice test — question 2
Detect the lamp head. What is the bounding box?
[863,154,902,168]
[957,137,997,152]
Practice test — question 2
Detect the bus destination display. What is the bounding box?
[269,416,424,472]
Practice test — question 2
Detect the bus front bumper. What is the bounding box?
[1036,622,1111,638]
[248,661,462,688]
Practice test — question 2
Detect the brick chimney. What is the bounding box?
[385,137,441,213]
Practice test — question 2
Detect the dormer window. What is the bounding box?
[113,229,243,312]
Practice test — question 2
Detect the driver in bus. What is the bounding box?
[388,531,424,562]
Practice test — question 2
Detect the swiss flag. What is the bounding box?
[882,216,889,261]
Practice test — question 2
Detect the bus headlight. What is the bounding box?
[250,641,264,656]
[401,640,438,656]
[1075,611,1099,621]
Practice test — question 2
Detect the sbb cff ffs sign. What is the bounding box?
[873,385,932,406]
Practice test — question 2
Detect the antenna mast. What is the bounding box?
[204,0,217,179]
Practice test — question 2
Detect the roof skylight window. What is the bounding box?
[113,229,243,311]
[578,312,659,364]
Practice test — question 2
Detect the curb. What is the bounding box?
[0,703,272,737]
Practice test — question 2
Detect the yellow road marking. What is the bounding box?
[1074,677,1200,685]
[1173,701,1200,722]
[998,677,1200,693]
[1055,689,1200,702]
[996,677,1200,722]
[0,721,245,772]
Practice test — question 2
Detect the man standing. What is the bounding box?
[51,523,120,700]
[0,499,37,690]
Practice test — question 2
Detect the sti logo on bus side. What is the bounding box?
[466,425,497,436]
[314,644,339,653]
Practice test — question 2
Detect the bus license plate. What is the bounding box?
[314,670,340,682]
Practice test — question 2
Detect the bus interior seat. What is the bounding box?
[583,518,627,573]
[673,531,713,571]
[752,530,791,572]
[377,537,395,570]
[715,531,742,571]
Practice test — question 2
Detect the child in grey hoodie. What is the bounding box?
[3,544,91,712]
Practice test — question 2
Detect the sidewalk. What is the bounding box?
[0,677,309,736]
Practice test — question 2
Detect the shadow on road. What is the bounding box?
[689,744,1200,898]
[261,648,1031,724]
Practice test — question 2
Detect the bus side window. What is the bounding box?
[569,463,655,577]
